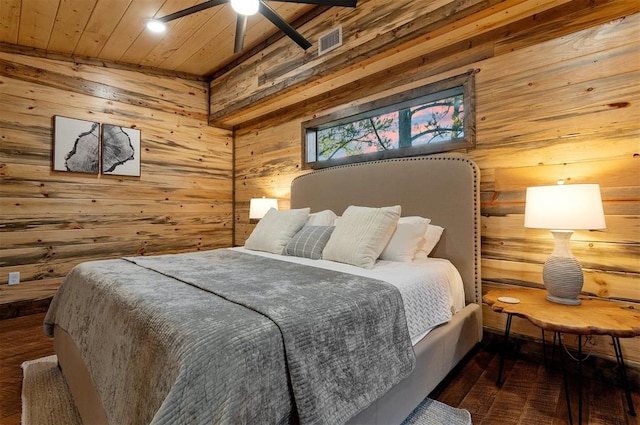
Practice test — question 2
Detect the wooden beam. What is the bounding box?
[210,0,639,127]
[0,43,207,82]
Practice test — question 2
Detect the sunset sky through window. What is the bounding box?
[317,94,464,160]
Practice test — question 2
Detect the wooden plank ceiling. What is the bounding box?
[0,0,316,78]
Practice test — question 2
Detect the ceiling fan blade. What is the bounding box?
[234,14,248,53]
[273,0,356,6]
[259,1,312,50]
[156,0,229,23]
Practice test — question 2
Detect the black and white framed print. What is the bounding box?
[101,124,141,177]
[53,116,100,174]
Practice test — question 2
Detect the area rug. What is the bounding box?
[21,355,82,425]
[400,397,472,425]
[23,355,471,425]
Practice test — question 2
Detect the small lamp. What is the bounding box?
[524,182,606,305]
[249,197,278,220]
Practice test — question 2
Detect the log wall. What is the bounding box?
[232,5,640,365]
[0,52,233,318]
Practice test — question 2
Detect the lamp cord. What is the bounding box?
[559,333,595,362]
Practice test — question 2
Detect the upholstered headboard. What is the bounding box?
[290,155,481,305]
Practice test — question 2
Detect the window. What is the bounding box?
[303,71,476,169]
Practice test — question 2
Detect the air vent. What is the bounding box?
[318,26,342,56]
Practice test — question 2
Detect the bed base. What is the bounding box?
[55,303,481,425]
[349,303,482,424]
[54,325,108,424]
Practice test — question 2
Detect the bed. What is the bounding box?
[44,154,482,425]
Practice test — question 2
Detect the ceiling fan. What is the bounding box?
[146,0,357,54]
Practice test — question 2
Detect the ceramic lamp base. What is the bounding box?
[545,293,582,305]
[542,231,584,305]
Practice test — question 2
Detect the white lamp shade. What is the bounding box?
[231,0,259,15]
[249,197,278,219]
[524,183,606,230]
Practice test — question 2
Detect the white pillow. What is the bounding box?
[322,205,401,269]
[305,209,337,226]
[414,224,445,261]
[244,207,310,254]
[379,216,431,262]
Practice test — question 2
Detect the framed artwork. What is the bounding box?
[53,116,100,174]
[101,124,141,176]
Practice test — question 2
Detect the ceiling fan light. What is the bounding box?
[231,0,259,16]
[146,19,166,33]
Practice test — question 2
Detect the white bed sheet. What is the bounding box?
[231,247,466,345]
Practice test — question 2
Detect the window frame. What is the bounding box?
[302,70,476,170]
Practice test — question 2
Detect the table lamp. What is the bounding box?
[524,182,606,305]
[249,197,278,220]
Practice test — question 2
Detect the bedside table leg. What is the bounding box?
[542,330,548,370]
[497,314,513,387]
[612,337,636,416]
[541,330,558,371]
[559,332,574,425]
[578,335,583,425]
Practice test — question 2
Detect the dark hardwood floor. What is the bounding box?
[430,341,640,425]
[1,313,638,424]
[0,313,54,425]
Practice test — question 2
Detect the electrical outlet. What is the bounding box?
[8,272,20,285]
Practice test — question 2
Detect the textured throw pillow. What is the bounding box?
[379,216,431,262]
[244,207,310,254]
[323,205,401,269]
[284,226,335,259]
[305,210,337,226]
[414,224,445,261]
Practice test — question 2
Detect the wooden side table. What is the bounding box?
[484,287,640,425]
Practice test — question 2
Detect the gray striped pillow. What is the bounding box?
[284,226,335,259]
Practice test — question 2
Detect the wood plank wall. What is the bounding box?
[231,4,640,366]
[0,52,233,318]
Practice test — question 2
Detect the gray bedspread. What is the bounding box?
[44,249,415,425]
